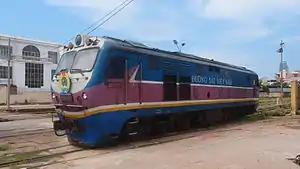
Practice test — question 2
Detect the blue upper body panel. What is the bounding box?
[82,39,258,89]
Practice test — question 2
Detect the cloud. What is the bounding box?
[45,0,193,42]
[196,0,300,21]
[45,0,300,43]
[188,0,300,41]
[281,36,300,43]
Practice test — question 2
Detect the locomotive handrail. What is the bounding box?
[55,104,84,107]
[125,59,128,105]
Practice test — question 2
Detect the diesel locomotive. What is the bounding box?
[51,34,259,147]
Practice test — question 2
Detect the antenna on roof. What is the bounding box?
[173,40,185,52]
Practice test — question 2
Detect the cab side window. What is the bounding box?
[107,57,126,79]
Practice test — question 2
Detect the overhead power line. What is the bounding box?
[64,0,135,43]
[86,0,135,35]
[81,0,132,33]
[38,0,136,59]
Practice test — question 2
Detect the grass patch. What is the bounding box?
[0,144,10,151]
[258,97,291,117]
[9,165,22,169]
[239,97,292,123]
[241,113,267,122]
[0,149,62,169]
[0,150,48,165]
[46,110,58,118]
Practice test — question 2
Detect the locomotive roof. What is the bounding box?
[102,36,257,75]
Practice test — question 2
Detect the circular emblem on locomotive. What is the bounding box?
[58,71,71,93]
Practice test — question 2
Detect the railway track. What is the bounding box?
[0,116,264,169]
[0,145,83,168]
[1,130,200,168]
[0,128,53,139]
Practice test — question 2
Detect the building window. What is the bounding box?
[22,45,40,60]
[0,66,12,79]
[0,45,12,58]
[25,63,44,88]
[48,51,58,64]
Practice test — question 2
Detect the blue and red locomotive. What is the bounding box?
[51,34,259,147]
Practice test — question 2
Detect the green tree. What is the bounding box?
[259,79,270,93]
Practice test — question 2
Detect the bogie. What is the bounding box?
[111,104,256,146]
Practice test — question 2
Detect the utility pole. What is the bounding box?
[277,40,284,105]
[7,38,11,111]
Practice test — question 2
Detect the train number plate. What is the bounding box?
[60,94,73,104]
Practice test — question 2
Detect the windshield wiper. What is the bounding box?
[54,68,67,78]
[53,68,68,78]
[60,68,67,72]
[71,69,84,76]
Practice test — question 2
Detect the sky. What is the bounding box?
[1,0,300,78]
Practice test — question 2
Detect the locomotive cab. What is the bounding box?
[51,34,105,138]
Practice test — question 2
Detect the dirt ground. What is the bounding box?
[1,113,300,169]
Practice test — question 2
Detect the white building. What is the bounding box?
[0,34,63,92]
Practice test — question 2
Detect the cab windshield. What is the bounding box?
[70,47,99,73]
[54,51,76,75]
[54,47,99,75]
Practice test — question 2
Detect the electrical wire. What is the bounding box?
[86,0,135,35]
[63,0,134,44]
[35,0,136,59]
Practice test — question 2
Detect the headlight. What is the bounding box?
[82,92,88,100]
[75,34,82,46]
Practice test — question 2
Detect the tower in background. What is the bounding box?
[279,61,289,79]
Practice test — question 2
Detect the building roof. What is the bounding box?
[279,61,289,72]
[0,34,64,48]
